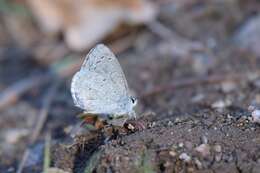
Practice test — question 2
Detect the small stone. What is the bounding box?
[184,141,193,150]
[215,153,222,162]
[174,117,181,123]
[194,158,202,169]
[248,105,257,112]
[252,109,260,124]
[179,153,191,162]
[191,94,204,103]
[201,136,208,144]
[221,81,237,93]
[148,121,156,128]
[212,100,225,109]
[214,145,222,153]
[195,144,211,157]
[167,121,173,127]
[178,142,184,148]
[211,99,231,109]
[169,151,177,157]
[7,167,15,172]
[4,128,29,144]
[127,123,135,130]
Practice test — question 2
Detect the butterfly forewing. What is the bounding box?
[71,44,131,114]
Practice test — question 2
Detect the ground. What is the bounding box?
[0,0,260,173]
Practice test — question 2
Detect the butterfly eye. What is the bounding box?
[130,97,137,105]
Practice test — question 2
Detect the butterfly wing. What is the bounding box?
[81,44,129,95]
[71,44,131,114]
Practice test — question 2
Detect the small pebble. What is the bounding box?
[4,128,29,144]
[213,145,222,153]
[127,123,135,130]
[221,81,237,93]
[211,99,231,109]
[148,121,156,128]
[215,153,222,162]
[178,142,184,148]
[201,136,208,144]
[169,151,177,157]
[179,153,191,162]
[7,167,15,172]
[167,121,173,127]
[248,105,256,112]
[194,158,202,169]
[191,94,204,103]
[174,117,181,123]
[184,141,193,150]
[195,144,210,157]
[252,109,260,124]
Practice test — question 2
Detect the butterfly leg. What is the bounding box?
[78,112,106,130]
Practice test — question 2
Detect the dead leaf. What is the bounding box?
[27,0,158,51]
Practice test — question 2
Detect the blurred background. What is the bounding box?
[0,0,260,173]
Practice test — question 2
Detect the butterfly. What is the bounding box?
[71,44,137,127]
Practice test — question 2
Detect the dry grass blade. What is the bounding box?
[43,133,51,173]
[31,81,60,143]
[0,74,52,111]
[16,82,59,173]
[16,149,30,173]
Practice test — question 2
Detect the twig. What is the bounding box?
[0,74,52,111]
[43,133,51,173]
[109,33,136,54]
[146,21,176,41]
[16,82,59,173]
[30,82,59,143]
[140,72,257,98]
[33,43,69,65]
[16,149,30,173]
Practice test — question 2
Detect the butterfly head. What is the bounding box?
[127,96,137,119]
[130,96,138,107]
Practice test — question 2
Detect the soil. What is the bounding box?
[0,0,260,173]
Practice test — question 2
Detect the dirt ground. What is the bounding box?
[0,0,260,173]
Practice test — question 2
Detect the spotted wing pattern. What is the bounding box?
[71,44,130,115]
